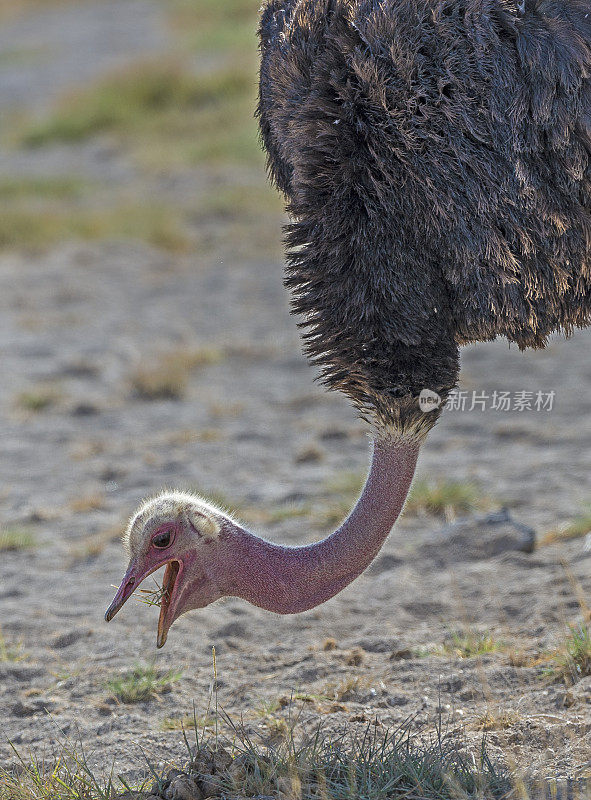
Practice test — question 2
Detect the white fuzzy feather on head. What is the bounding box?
[123,490,226,555]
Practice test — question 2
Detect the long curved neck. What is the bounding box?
[215,436,420,613]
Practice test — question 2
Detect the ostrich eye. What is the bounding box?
[152,530,172,549]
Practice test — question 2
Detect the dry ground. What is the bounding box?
[0,0,590,793]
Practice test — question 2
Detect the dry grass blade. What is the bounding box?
[112,575,168,609]
[137,583,166,608]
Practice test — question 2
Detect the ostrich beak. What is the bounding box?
[105,557,184,649]
[105,561,138,621]
[156,560,181,649]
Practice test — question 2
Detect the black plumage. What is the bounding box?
[257,0,591,432]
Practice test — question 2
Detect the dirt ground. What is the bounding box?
[0,0,591,791]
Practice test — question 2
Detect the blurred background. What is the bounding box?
[1,0,591,784]
[0,0,284,250]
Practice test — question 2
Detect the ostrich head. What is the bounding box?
[105,435,420,648]
[105,492,228,647]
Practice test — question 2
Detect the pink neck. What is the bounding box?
[214,437,420,613]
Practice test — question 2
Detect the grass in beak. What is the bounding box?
[127,560,179,610]
[136,578,167,608]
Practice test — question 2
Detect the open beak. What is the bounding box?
[104,562,138,622]
[105,559,182,649]
[156,560,180,648]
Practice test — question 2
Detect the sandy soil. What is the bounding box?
[0,0,590,791]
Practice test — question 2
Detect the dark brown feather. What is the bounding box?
[258,0,591,430]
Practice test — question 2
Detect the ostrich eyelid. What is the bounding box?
[152,530,173,548]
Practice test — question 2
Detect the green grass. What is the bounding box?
[313,473,488,529]
[0,712,513,800]
[188,470,487,535]
[0,186,282,253]
[105,663,183,703]
[0,527,37,552]
[185,485,314,528]
[314,471,363,528]
[0,177,87,200]
[13,0,267,169]
[403,631,504,661]
[23,62,249,143]
[547,623,591,684]
[0,46,48,67]
[15,385,61,411]
[0,640,534,800]
[476,709,521,731]
[239,501,313,527]
[204,716,510,800]
[264,504,313,525]
[0,628,25,662]
[0,742,136,800]
[541,508,591,545]
[161,713,215,731]
[18,61,261,167]
[4,65,281,252]
[3,0,284,256]
[170,0,260,68]
[0,203,191,253]
[444,630,502,659]
[405,479,486,520]
[194,184,283,220]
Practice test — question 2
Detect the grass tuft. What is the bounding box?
[405,479,485,521]
[318,676,368,703]
[106,663,182,704]
[161,713,215,731]
[316,474,488,528]
[131,346,222,401]
[0,204,191,253]
[15,386,60,412]
[0,527,37,552]
[0,628,25,662]
[0,739,128,799]
[445,630,501,659]
[19,62,252,148]
[208,715,511,800]
[0,691,512,800]
[2,11,282,256]
[547,623,591,685]
[476,709,521,731]
[541,508,591,545]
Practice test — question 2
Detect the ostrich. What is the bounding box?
[106,0,591,647]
